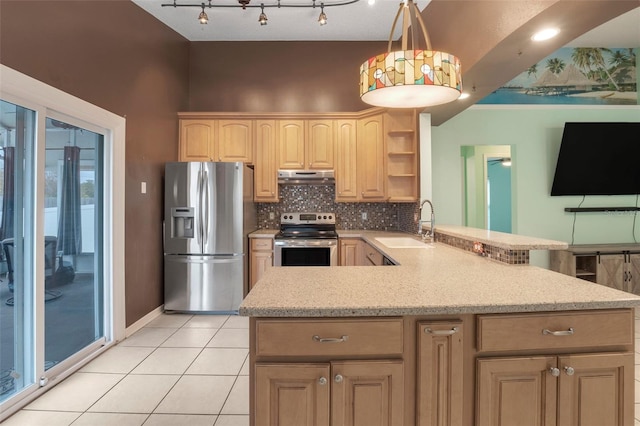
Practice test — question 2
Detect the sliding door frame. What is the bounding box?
[0,65,125,419]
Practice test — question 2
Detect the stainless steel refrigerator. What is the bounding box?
[164,162,257,313]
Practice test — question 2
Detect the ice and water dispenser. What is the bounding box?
[171,207,195,238]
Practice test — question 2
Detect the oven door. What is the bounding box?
[274,238,338,267]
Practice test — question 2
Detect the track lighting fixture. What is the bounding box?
[198,4,208,24]
[258,4,268,25]
[318,4,327,25]
[162,0,359,27]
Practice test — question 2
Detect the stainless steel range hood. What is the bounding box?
[277,170,335,185]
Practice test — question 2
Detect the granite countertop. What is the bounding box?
[240,230,640,317]
[249,229,278,238]
[431,225,569,250]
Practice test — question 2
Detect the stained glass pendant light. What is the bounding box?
[360,0,462,108]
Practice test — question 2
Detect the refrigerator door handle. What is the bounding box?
[196,167,203,246]
[204,167,210,247]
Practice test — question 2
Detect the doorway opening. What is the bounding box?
[461,145,512,232]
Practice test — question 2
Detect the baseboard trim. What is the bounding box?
[125,305,164,338]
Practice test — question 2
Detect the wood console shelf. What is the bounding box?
[551,244,640,294]
[564,206,640,213]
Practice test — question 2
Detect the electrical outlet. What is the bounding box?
[269,212,275,220]
[361,212,367,220]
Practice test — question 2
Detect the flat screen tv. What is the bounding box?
[550,122,640,196]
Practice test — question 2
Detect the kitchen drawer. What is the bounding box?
[363,243,383,266]
[251,238,273,251]
[477,309,633,352]
[256,318,403,357]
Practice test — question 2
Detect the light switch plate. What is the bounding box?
[141,182,147,194]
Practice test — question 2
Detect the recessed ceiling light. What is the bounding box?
[458,93,470,100]
[531,28,560,42]
[368,0,375,4]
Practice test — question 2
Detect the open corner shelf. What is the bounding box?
[388,151,415,156]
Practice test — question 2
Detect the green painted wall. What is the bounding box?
[431,106,640,268]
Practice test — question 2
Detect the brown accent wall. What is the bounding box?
[189,41,387,112]
[0,1,190,326]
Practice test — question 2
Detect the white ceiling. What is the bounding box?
[133,0,639,46]
[132,0,427,41]
[566,7,640,47]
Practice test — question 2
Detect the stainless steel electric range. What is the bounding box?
[273,212,338,267]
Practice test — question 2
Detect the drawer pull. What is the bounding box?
[312,335,349,343]
[425,327,459,336]
[542,327,574,336]
[549,367,560,377]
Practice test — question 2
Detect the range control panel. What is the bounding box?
[281,212,335,225]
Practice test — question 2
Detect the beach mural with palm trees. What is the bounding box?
[478,47,637,105]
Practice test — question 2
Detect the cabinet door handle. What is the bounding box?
[334,374,344,383]
[425,327,459,336]
[549,367,560,377]
[564,366,575,376]
[624,271,628,282]
[312,335,349,343]
[542,327,574,336]
[318,377,327,386]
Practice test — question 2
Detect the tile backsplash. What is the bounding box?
[257,184,418,233]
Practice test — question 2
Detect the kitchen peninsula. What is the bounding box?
[241,231,640,426]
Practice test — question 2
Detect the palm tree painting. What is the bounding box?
[478,47,637,105]
[546,58,566,75]
[571,48,620,91]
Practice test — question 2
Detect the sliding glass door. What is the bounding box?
[0,97,117,418]
[0,100,36,403]
[43,117,105,370]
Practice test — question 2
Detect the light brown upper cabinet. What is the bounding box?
[334,119,358,202]
[357,114,386,201]
[217,120,253,163]
[178,118,253,163]
[177,108,417,203]
[179,119,215,162]
[254,120,278,202]
[278,120,335,170]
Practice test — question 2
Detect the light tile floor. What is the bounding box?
[2,314,250,426]
[4,310,640,425]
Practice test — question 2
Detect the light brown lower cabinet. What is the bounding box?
[339,238,363,266]
[250,309,635,426]
[255,363,330,426]
[250,238,273,290]
[417,321,463,426]
[255,360,404,426]
[476,352,634,426]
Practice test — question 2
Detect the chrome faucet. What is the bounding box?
[418,199,435,241]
